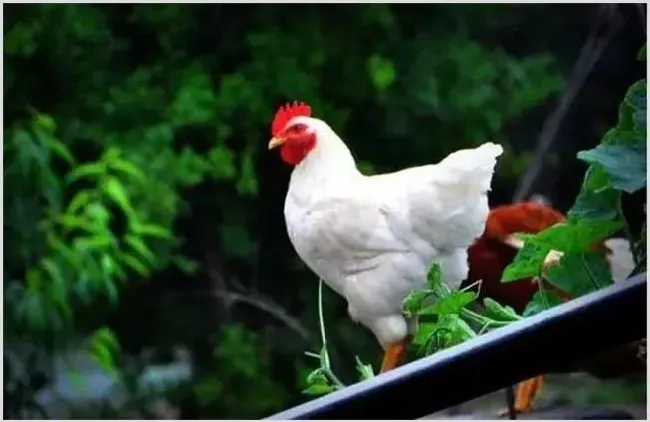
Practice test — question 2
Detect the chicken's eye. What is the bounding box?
[288,124,305,134]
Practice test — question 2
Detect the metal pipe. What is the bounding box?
[266,274,646,420]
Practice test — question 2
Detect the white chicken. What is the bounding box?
[268,101,504,372]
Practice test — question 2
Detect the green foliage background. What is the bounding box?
[3,4,645,418]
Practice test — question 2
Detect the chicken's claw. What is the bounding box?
[497,376,544,418]
[380,338,410,373]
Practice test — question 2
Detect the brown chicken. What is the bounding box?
[464,200,636,415]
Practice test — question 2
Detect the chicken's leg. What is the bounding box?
[513,376,544,413]
[497,376,544,417]
[380,337,410,373]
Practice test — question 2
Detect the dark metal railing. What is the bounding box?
[266,273,647,420]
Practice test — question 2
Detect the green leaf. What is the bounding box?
[482,298,522,321]
[92,326,120,352]
[303,382,337,396]
[173,255,199,275]
[67,162,106,182]
[420,290,476,315]
[402,289,430,317]
[568,166,620,221]
[426,263,442,290]
[41,136,75,165]
[367,55,396,92]
[73,235,112,251]
[125,234,156,264]
[109,159,147,183]
[577,143,646,193]
[102,176,134,216]
[502,241,551,282]
[66,190,93,215]
[33,113,57,134]
[133,223,173,239]
[40,257,67,307]
[522,288,564,317]
[306,368,326,385]
[119,253,150,276]
[624,79,646,133]
[545,250,613,297]
[531,219,623,253]
[355,356,375,381]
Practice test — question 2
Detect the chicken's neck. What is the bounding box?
[289,129,361,190]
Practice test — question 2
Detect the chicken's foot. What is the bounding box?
[380,338,410,373]
[498,376,544,417]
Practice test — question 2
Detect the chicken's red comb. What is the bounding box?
[271,101,312,136]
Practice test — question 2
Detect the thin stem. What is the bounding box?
[318,278,327,348]
[323,367,345,389]
[460,308,512,328]
[317,279,345,389]
[537,278,550,310]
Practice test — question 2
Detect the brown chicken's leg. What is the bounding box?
[380,338,410,373]
[498,376,544,417]
[513,376,544,413]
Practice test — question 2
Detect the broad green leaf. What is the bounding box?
[522,288,564,317]
[577,143,646,193]
[545,250,613,297]
[482,298,522,321]
[624,79,646,133]
[502,241,550,282]
[420,290,476,315]
[568,166,620,221]
[67,162,106,182]
[413,321,437,350]
[402,289,430,317]
[531,219,623,253]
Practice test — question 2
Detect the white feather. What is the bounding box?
[282,116,503,348]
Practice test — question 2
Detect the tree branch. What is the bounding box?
[513,4,623,202]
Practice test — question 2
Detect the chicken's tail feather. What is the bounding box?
[436,142,504,193]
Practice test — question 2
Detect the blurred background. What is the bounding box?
[3,3,647,419]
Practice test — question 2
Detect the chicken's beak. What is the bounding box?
[268,137,286,150]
